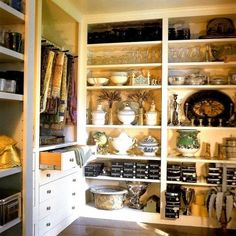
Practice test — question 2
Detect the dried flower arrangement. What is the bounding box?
[97,90,121,108]
[128,90,152,108]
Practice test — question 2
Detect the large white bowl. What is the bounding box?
[110,72,128,85]
[87,77,109,86]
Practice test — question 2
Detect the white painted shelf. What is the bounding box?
[80,203,224,228]
[0,46,24,62]
[166,181,219,187]
[167,126,235,130]
[168,156,236,164]
[86,124,162,129]
[87,85,162,90]
[0,218,21,234]
[168,61,236,69]
[85,175,160,183]
[168,38,236,46]
[0,167,22,178]
[80,203,161,223]
[87,40,162,48]
[168,85,236,90]
[0,92,23,101]
[0,1,24,24]
[95,154,161,161]
[87,63,162,69]
[36,141,78,152]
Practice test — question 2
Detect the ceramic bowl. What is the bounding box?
[90,185,128,210]
[168,76,185,85]
[110,72,128,85]
[87,77,109,86]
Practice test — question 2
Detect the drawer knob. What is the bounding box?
[46,173,51,177]
[69,158,74,162]
[72,206,75,210]
[46,190,51,194]
[72,192,76,196]
[46,222,51,227]
[72,179,76,182]
[46,206,51,211]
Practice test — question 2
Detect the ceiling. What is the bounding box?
[70,0,236,15]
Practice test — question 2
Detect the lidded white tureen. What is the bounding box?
[117,103,136,125]
[138,135,160,156]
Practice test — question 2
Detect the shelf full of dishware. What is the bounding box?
[87,68,162,88]
[167,88,236,128]
[86,88,162,127]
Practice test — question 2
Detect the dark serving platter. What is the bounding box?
[184,90,234,126]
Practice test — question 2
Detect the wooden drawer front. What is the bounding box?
[39,172,79,203]
[39,167,79,185]
[40,150,77,171]
[39,203,79,236]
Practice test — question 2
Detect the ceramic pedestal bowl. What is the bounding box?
[87,77,109,86]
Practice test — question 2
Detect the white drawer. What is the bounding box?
[40,150,77,171]
[39,186,79,220]
[39,198,56,220]
[39,182,57,203]
[39,172,80,203]
[39,167,79,185]
[39,203,79,236]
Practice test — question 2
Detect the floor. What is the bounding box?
[59,217,236,236]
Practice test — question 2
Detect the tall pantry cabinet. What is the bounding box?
[33,0,84,236]
[0,0,35,235]
[79,2,236,230]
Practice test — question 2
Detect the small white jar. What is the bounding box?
[92,104,106,125]
[145,101,158,125]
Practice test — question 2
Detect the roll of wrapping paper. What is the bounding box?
[58,56,68,122]
[40,50,55,113]
[45,52,65,115]
[68,59,77,124]
[51,52,65,98]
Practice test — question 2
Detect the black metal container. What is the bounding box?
[0,190,21,226]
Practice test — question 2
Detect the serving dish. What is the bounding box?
[90,185,128,210]
[138,136,160,156]
[168,76,185,85]
[184,90,234,126]
[110,72,128,85]
[209,76,228,85]
[87,77,109,86]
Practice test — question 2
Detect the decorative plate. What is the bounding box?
[184,90,234,123]
[206,18,235,36]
